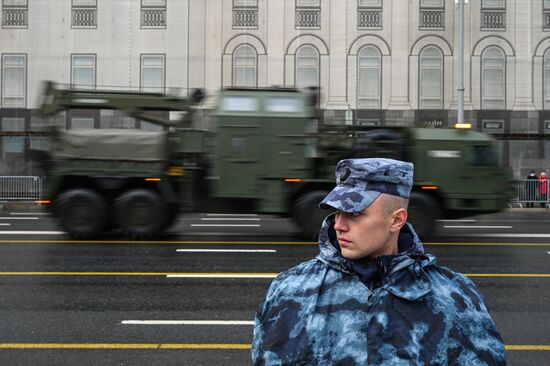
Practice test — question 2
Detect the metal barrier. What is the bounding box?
[0,176,43,200]
[510,179,549,208]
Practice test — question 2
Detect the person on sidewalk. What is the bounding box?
[252,158,506,365]
[525,170,538,208]
[539,172,548,208]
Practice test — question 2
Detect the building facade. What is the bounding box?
[1,0,550,178]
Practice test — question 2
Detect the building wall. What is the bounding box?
[1,0,550,177]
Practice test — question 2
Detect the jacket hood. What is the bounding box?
[317,213,435,293]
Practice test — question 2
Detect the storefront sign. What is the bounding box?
[482,120,504,132]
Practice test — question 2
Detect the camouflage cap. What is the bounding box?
[320,158,414,212]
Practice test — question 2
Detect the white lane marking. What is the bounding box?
[0,217,39,220]
[461,234,550,238]
[121,320,254,326]
[190,224,260,227]
[437,219,476,222]
[167,273,277,279]
[0,223,11,226]
[0,231,65,235]
[9,212,50,216]
[176,249,276,253]
[206,214,258,217]
[200,218,261,221]
[443,226,512,229]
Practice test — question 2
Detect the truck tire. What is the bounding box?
[407,192,441,240]
[114,189,168,240]
[293,191,331,241]
[55,189,107,239]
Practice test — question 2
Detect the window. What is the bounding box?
[545,49,550,109]
[544,0,550,30]
[72,0,97,28]
[481,0,505,29]
[481,47,505,109]
[357,0,382,29]
[141,0,166,28]
[233,0,258,28]
[266,98,303,113]
[140,54,165,93]
[419,46,443,109]
[295,45,319,88]
[1,117,25,155]
[220,96,258,112]
[482,0,504,7]
[296,0,320,28]
[2,0,27,28]
[71,117,95,130]
[233,45,257,88]
[358,0,381,6]
[357,46,381,109]
[71,54,96,89]
[1,54,26,108]
[467,145,498,167]
[419,0,444,29]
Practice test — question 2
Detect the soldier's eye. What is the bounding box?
[350,212,362,218]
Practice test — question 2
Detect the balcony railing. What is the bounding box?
[233,8,258,28]
[2,7,27,27]
[544,10,550,31]
[141,8,166,28]
[420,8,444,29]
[358,9,382,29]
[481,9,505,30]
[296,8,320,28]
[72,8,96,28]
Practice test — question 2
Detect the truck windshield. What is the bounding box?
[468,145,498,167]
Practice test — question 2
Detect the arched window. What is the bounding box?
[295,45,319,88]
[545,49,550,109]
[419,46,443,109]
[482,46,505,109]
[357,46,381,109]
[233,44,257,87]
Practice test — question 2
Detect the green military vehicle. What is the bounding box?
[35,81,510,240]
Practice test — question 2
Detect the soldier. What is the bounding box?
[252,158,505,365]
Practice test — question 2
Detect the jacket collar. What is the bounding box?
[317,213,435,299]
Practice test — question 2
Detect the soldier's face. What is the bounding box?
[334,196,397,260]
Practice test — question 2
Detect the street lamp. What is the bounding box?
[455,0,468,125]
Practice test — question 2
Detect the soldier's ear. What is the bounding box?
[390,208,407,233]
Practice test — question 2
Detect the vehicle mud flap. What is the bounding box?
[292,191,330,241]
[114,189,168,240]
[407,192,441,240]
[55,189,108,239]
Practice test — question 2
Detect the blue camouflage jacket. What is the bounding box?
[252,214,506,365]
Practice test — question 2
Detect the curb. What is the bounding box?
[0,201,47,212]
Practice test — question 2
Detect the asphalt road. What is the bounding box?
[0,208,549,365]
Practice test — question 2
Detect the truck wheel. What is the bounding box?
[293,191,330,241]
[114,189,167,240]
[55,189,107,239]
[407,192,441,240]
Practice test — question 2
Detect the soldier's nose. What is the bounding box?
[334,212,349,232]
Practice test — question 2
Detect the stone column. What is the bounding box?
[387,0,411,109]
[512,0,536,110]
[325,0,349,110]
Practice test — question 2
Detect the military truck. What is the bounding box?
[35,81,510,240]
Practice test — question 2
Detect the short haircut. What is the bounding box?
[380,194,409,218]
